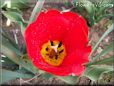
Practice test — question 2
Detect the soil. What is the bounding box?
[1,1,114,85]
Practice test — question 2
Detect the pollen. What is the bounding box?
[40,40,66,66]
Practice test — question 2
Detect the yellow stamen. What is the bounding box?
[40,40,66,66]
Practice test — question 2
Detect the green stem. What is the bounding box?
[28,0,45,25]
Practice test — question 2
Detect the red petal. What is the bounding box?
[24,9,92,76]
[62,11,89,54]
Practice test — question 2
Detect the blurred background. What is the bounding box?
[0,0,114,85]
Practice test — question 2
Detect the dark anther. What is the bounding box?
[50,41,54,46]
[59,49,64,54]
[58,41,62,47]
[46,54,49,56]
[49,55,53,58]
[55,54,58,59]
[46,47,48,51]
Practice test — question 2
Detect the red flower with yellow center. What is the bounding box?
[24,9,91,76]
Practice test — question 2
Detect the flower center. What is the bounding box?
[40,40,66,66]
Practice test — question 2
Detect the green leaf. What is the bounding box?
[2,11,24,22]
[2,56,17,66]
[44,73,53,79]
[87,56,114,66]
[1,44,20,64]
[84,65,113,81]
[2,11,28,35]
[1,31,43,74]
[19,54,38,73]
[0,69,33,84]
[96,14,114,23]
[2,28,18,49]
[57,76,79,85]
[6,8,22,14]
[2,35,21,56]
[1,44,35,74]
[18,21,28,35]
[96,0,113,17]
[90,24,114,58]
[10,0,31,9]
[16,67,31,74]
[20,54,45,75]
[82,0,94,16]
[80,0,95,26]
[92,42,114,61]
[73,0,78,5]
[28,0,45,24]
[1,0,31,9]
[0,0,5,8]
[73,0,95,26]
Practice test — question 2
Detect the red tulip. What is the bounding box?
[24,9,91,76]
